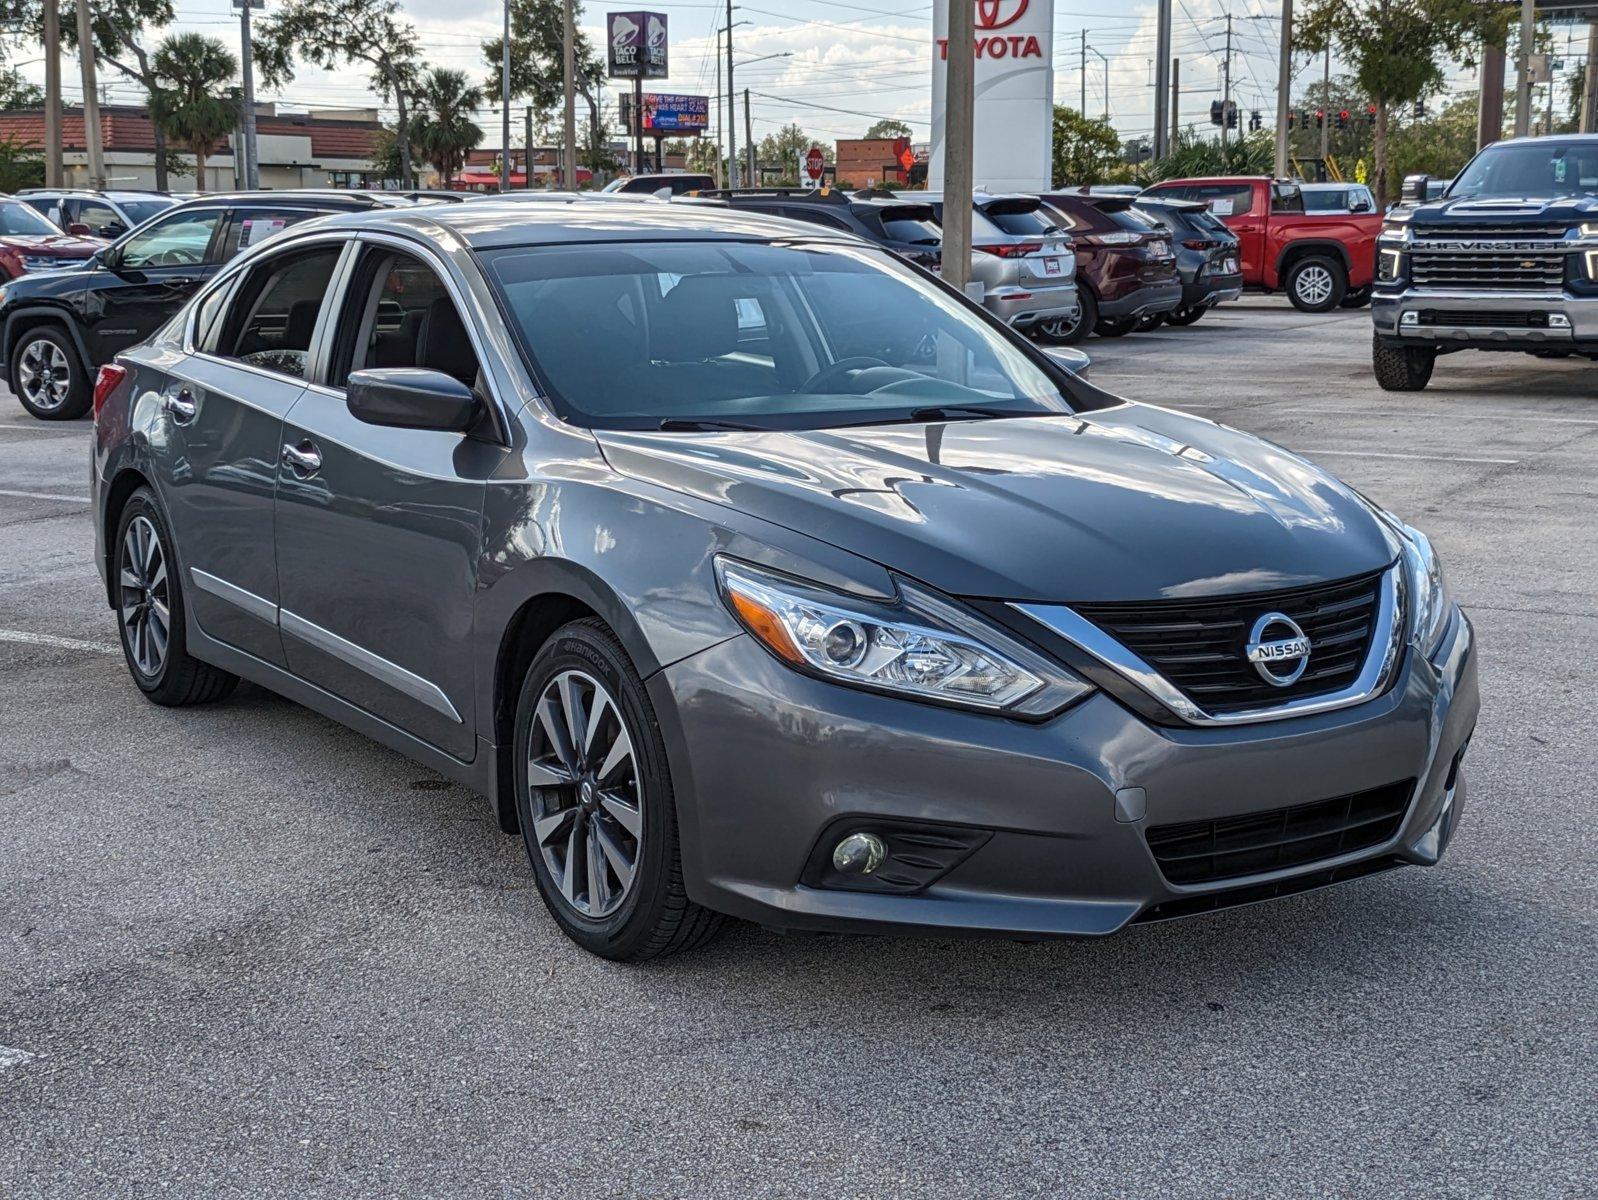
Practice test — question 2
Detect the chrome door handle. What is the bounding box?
[162,388,196,423]
[281,440,322,476]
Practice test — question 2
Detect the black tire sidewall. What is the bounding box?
[513,622,679,959]
[114,489,187,695]
[11,327,89,420]
[1287,256,1346,313]
[1166,307,1204,326]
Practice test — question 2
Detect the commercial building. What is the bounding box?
[833,138,916,188]
[0,104,385,191]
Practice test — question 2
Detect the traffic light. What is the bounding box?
[1227,102,1239,129]
[1249,110,1262,131]
[1287,110,1297,130]
[1412,99,1425,119]
[1210,99,1224,126]
[1336,109,1351,130]
[1366,104,1378,125]
[1315,109,1325,129]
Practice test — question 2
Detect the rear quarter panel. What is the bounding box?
[1265,212,1382,288]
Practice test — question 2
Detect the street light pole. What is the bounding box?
[1273,0,1292,180]
[562,0,578,189]
[74,0,105,189]
[238,0,259,189]
[943,0,974,297]
[1514,0,1535,138]
[726,0,737,188]
[501,0,512,191]
[1153,0,1171,159]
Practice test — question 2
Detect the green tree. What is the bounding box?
[411,68,483,187]
[0,132,44,189]
[1052,106,1120,185]
[863,118,911,140]
[1132,127,1274,185]
[1385,93,1481,182]
[149,34,238,192]
[255,0,422,187]
[482,0,607,175]
[6,0,181,187]
[757,122,819,180]
[1297,0,1510,207]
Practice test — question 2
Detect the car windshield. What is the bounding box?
[1451,139,1598,199]
[481,240,1076,432]
[118,199,177,225]
[0,201,66,236]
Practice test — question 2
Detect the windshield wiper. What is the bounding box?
[657,417,763,432]
[905,405,1042,423]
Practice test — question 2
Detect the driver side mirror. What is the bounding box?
[67,222,92,236]
[346,367,480,432]
[1401,174,1430,204]
[1350,195,1373,213]
[100,223,126,238]
[1042,346,1091,377]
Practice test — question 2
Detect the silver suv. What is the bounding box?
[915,192,1079,330]
[16,190,177,239]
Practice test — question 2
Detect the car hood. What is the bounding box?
[596,402,1396,602]
[1411,194,1598,224]
[0,233,99,253]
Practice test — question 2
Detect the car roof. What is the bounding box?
[294,196,865,250]
[1299,181,1367,191]
[165,189,413,214]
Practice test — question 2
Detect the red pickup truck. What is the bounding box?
[1139,176,1381,312]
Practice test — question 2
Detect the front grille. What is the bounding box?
[1414,222,1566,239]
[1410,248,1567,291]
[1144,780,1414,886]
[1072,569,1385,715]
[1133,856,1407,922]
[1416,309,1552,328]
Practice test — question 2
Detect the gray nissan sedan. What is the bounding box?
[90,200,1478,960]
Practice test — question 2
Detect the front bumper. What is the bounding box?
[1097,279,1185,321]
[1372,287,1598,350]
[651,610,1478,939]
[985,281,1079,329]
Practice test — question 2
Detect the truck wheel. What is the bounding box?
[1340,285,1373,309]
[1286,255,1346,312]
[1372,336,1436,391]
[1165,306,1206,326]
[1032,288,1094,345]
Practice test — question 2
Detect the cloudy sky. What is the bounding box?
[11,0,1492,149]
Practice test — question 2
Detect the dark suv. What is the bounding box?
[1033,194,1182,343]
[703,188,942,270]
[1134,198,1243,326]
[1,190,413,419]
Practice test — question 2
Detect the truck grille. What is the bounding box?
[1409,247,1567,291]
[1072,569,1385,715]
[1144,780,1414,885]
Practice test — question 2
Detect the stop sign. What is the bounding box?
[804,146,825,182]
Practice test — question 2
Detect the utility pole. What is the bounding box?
[500,0,511,191]
[1584,24,1598,133]
[1080,29,1087,114]
[1319,47,1329,163]
[562,0,577,189]
[1514,0,1535,138]
[743,88,754,185]
[713,26,723,187]
[42,0,62,188]
[74,0,104,189]
[525,106,534,189]
[237,0,259,189]
[1154,0,1171,158]
[1170,57,1180,146]
[943,0,974,296]
[1273,0,1292,180]
[726,0,738,188]
[1221,11,1233,150]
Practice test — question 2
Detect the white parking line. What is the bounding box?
[0,628,120,655]
[0,1046,36,1073]
[1294,448,1519,465]
[0,487,91,503]
[1276,407,1598,426]
[0,423,87,432]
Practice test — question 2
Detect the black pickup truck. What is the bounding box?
[1371,134,1598,390]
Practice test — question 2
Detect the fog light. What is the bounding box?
[1549,313,1571,329]
[1400,311,1419,326]
[832,831,886,875]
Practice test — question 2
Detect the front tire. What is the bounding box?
[1286,255,1347,312]
[113,489,239,705]
[1032,287,1095,345]
[11,326,90,420]
[513,618,725,961]
[1372,336,1436,391]
[1094,317,1137,337]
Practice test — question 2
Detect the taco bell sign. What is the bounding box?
[929,0,1054,192]
[607,11,669,79]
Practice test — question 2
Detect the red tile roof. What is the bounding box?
[0,105,380,161]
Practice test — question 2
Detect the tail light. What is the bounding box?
[1182,238,1216,250]
[93,363,127,421]
[974,242,1042,258]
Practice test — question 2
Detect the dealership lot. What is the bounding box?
[1,300,1592,1197]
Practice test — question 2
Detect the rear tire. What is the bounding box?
[1032,288,1095,345]
[513,618,726,961]
[1372,336,1436,391]
[113,489,239,706]
[1285,255,1347,312]
[1134,312,1165,331]
[10,326,90,420]
[1165,306,1206,326]
[1094,317,1137,337]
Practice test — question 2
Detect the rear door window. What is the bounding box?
[1189,185,1255,216]
[211,245,344,379]
[981,200,1063,237]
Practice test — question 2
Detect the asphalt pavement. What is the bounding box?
[1,299,1593,1198]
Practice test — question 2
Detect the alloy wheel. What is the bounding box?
[525,669,643,920]
[119,515,170,678]
[1295,265,1334,307]
[17,338,72,413]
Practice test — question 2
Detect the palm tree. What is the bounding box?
[410,68,484,188]
[149,33,239,192]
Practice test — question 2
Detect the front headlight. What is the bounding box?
[716,557,1092,716]
[1399,524,1454,659]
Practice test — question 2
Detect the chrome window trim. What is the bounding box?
[1014,565,1402,727]
[279,608,463,724]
